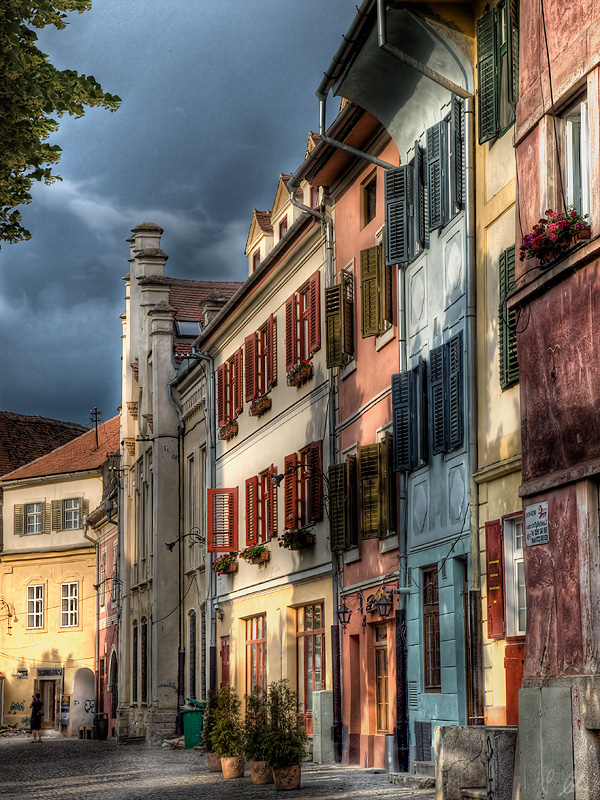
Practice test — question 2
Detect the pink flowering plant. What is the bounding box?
[212,552,238,574]
[287,359,313,385]
[239,542,269,561]
[520,207,590,262]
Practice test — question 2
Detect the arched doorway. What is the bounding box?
[109,652,118,720]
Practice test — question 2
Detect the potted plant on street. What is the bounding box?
[264,679,308,791]
[244,686,273,785]
[239,542,270,565]
[198,689,222,772]
[212,686,245,779]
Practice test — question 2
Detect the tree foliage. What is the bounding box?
[0,1,121,245]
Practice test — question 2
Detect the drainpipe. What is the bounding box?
[287,176,343,761]
[83,517,100,724]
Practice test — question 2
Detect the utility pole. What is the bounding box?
[90,407,102,449]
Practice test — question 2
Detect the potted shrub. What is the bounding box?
[287,359,313,387]
[219,419,238,441]
[212,552,238,575]
[198,689,222,772]
[239,542,270,565]
[520,206,591,264]
[264,680,308,791]
[212,686,245,779]
[244,686,273,785]
[278,527,315,551]
[249,393,272,417]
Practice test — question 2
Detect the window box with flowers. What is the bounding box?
[212,552,238,575]
[249,394,272,417]
[287,360,314,387]
[520,207,591,265]
[219,419,238,441]
[278,526,315,551]
[239,543,271,565]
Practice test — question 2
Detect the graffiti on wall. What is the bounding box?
[9,700,25,713]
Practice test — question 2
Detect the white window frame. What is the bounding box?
[504,515,526,637]
[61,582,79,627]
[63,498,80,530]
[26,503,42,534]
[27,585,44,629]
[564,98,590,218]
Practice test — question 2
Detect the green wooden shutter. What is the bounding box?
[378,243,393,332]
[429,344,446,455]
[325,284,344,368]
[385,165,411,265]
[14,504,24,536]
[51,500,63,531]
[508,0,519,106]
[447,332,464,452]
[427,121,445,230]
[360,246,379,338]
[450,98,464,213]
[499,245,519,388]
[477,10,498,144]
[359,443,382,539]
[416,357,429,466]
[392,371,414,471]
[414,142,427,252]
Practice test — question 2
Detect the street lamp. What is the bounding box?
[0,597,17,635]
[165,527,206,552]
[336,591,366,630]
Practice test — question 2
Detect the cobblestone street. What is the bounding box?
[0,736,436,800]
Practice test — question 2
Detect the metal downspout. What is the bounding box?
[83,519,100,719]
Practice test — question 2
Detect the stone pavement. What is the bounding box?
[0,735,436,800]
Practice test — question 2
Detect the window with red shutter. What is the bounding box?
[233,348,243,416]
[309,270,321,355]
[286,295,297,371]
[245,477,258,545]
[284,453,299,528]
[245,334,258,403]
[485,519,505,639]
[217,365,227,428]
[207,488,238,552]
[267,314,277,389]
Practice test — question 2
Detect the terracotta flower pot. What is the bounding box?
[250,760,274,785]
[207,752,222,772]
[273,764,301,790]
[220,755,245,779]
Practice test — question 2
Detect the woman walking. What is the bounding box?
[30,693,43,742]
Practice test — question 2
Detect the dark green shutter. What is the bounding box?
[360,443,382,539]
[508,0,519,106]
[477,10,498,144]
[326,284,344,367]
[450,98,464,213]
[427,122,445,230]
[385,165,411,265]
[329,456,357,551]
[361,246,379,338]
[392,371,413,471]
[429,344,446,455]
[378,243,393,332]
[414,142,427,251]
[499,245,519,388]
[341,270,354,359]
[416,357,429,466]
[447,332,464,451]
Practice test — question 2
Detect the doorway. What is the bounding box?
[40,680,57,729]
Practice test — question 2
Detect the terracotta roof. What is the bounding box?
[254,210,273,233]
[0,412,88,479]
[2,416,121,482]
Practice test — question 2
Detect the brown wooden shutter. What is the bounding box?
[325,284,344,368]
[217,364,227,427]
[485,519,505,639]
[43,502,51,534]
[359,443,382,538]
[307,440,323,522]
[268,464,277,537]
[380,434,396,534]
[328,456,357,551]
[245,477,258,545]
[51,500,63,531]
[233,348,243,416]
[309,270,321,354]
[284,452,298,528]
[285,295,297,371]
[361,246,379,338]
[207,488,238,552]
[378,243,393,331]
[14,504,24,536]
[245,333,258,402]
[267,313,277,388]
[342,271,354,359]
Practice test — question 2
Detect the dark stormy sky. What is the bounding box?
[0,0,354,428]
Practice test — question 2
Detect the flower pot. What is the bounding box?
[219,422,238,441]
[223,562,238,574]
[577,227,591,241]
[287,363,314,387]
[221,755,245,779]
[250,760,274,785]
[207,752,222,772]
[273,764,301,791]
[250,551,270,565]
[290,533,315,551]
[249,397,272,417]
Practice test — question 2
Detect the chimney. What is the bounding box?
[202,289,228,327]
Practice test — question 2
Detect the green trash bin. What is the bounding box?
[181,699,205,749]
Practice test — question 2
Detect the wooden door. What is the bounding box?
[220,635,230,688]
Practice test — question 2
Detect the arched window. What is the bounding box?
[141,617,148,704]
[109,651,119,719]
[189,610,197,700]
[132,620,138,704]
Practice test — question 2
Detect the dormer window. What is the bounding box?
[252,250,261,271]
[175,320,201,337]
[279,217,288,239]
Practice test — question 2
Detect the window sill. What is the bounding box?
[375,325,395,352]
[379,534,398,554]
[343,547,360,564]
[340,358,356,380]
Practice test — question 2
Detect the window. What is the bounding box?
[245,465,277,544]
[285,270,321,371]
[359,434,396,539]
[297,603,325,734]
[26,503,42,534]
[429,332,464,455]
[360,243,392,338]
[499,245,518,389]
[564,98,590,217]
[477,1,518,144]
[61,582,78,627]
[50,498,86,531]
[245,314,277,402]
[328,455,358,551]
[485,514,525,639]
[422,567,441,692]
[363,172,377,226]
[279,216,288,238]
[311,186,320,209]
[189,611,197,700]
[252,249,260,271]
[246,615,267,693]
[374,624,389,732]
[27,585,44,629]
[14,503,49,536]
[63,498,80,529]
[284,441,323,529]
[141,617,148,704]
[392,357,428,472]
[207,488,239,552]
[325,268,354,367]
[132,620,138,703]
[217,349,243,427]
[100,550,107,608]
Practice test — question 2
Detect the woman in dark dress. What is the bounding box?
[30,693,43,742]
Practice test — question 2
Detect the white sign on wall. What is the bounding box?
[525,501,549,546]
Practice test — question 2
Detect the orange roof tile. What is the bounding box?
[254,210,273,233]
[0,412,88,479]
[2,416,121,482]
